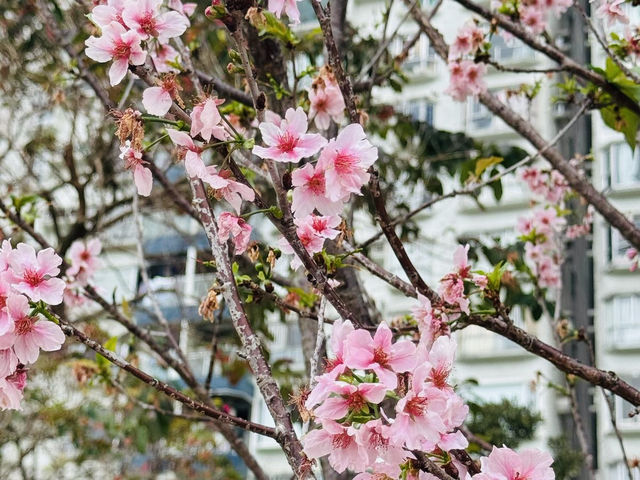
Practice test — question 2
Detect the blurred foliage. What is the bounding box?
[548,435,585,480]
[466,398,543,451]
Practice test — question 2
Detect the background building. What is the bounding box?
[246,1,640,478]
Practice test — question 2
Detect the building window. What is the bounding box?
[607,295,640,349]
[398,35,437,74]
[400,99,434,125]
[608,215,640,266]
[608,462,640,480]
[470,99,492,129]
[615,375,640,427]
[490,35,534,63]
[469,90,529,130]
[604,142,640,189]
[464,381,534,407]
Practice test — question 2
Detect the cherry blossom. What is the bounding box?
[122,0,189,43]
[202,168,255,214]
[267,0,302,24]
[217,213,252,255]
[450,21,485,57]
[91,0,127,29]
[252,107,327,163]
[473,446,555,480]
[317,124,378,201]
[308,75,346,130]
[291,162,345,217]
[0,348,18,379]
[446,60,487,101]
[278,216,339,270]
[168,0,197,17]
[151,43,181,73]
[303,420,369,473]
[596,0,629,26]
[0,369,27,411]
[84,22,147,86]
[313,381,388,420]
[0,294,65,365]
[9,244,66,305]
[67,238,102,285]
[119,144,153,196]
[190,97,228,142]
[343,323,416,389]
[167,129,207,178]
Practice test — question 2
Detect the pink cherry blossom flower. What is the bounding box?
[217,213,252,255]
[391,367,448,450]
[425,335,457,389]
[343,323,416,389]
[0,239,12,272]
[291,163,345,217]
[167,129,207,178]
[596,0,629,26]
[0,294,65,364]
[473,446,555,480]
[520,6,547,34]
[190,97,228,142]
[9,244,66,305]
[355,419,409,474]
[142,78,176,116]
[0,275,14,337]
[412,294,450,348]
[324,319,355,377]
[91,0,127,28]
[168,0,197,17]
[253,107,327,163]
[317,124,378,201]
[0,348,18,379]
[278,220,331,270]
[0,369,27,411]
[67,238,102,285]
[532,208,566,236]
[295,214,341,239]
[303,420,370,473]
[309,82,346,130]
[151,43,181,73]
[85,22,147,86]
[268,0,302,24]
[201,168,255,214]
[122,0,189,43]
[313,381,388,420]
[119,144,153,196]
[446,60,487,101]
[450,21,485,57]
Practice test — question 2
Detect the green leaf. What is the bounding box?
[600,105,639,149]
[96,336,118,370]
[486,261,507,291]
[475,156,503,177]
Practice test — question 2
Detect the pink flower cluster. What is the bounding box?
[267,0,303,24]
[63,239,103,306]
[0,241,67,410]
[301,247,504,478]
[303,319,468,477]
[493,0,571,35]
[85,0,195,86]
[439,245,487,315]
[518,208,565,288]
[308,69,346,130]
[253,108,377,269]
[595,0,629,27]
[446,60,487,102]
[518,165,593,287]
[519,167,569,204]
